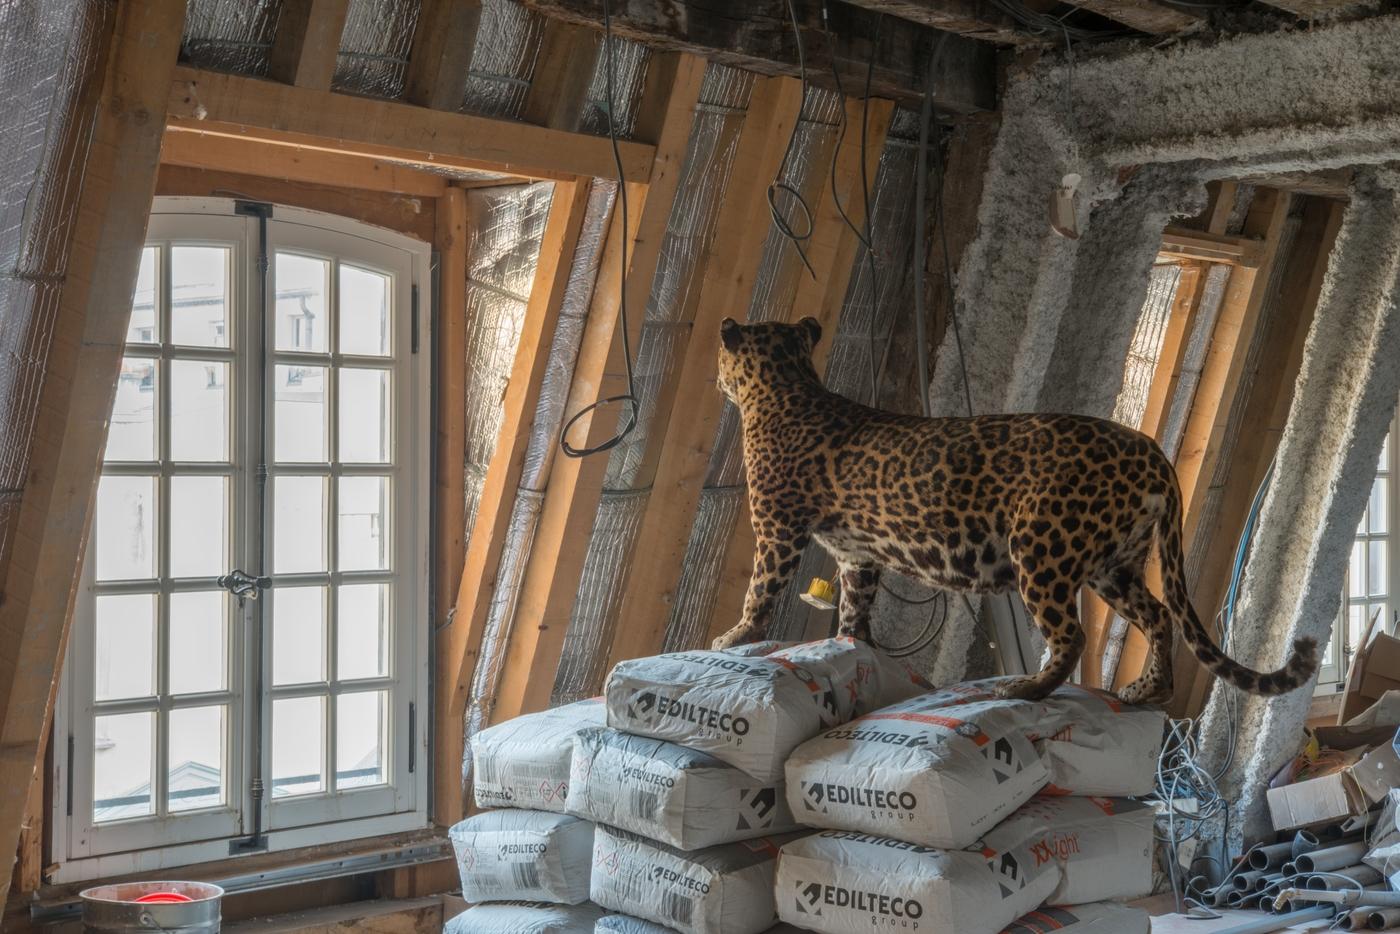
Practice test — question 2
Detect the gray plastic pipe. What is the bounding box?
[1292,829,1322,859]
[1296,841,1369,873]
[1367,906,1400,929]
[1256,871,1284,892]
[1251,841,1295,872]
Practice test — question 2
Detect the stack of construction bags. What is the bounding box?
[775,678,1166,934]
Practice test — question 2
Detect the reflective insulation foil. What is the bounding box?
[0,0,111,566]
[578,36,650,138]
[332,0,421,99]
[463,182,554,541]
[1110,264,1182,428]
[461,181,615,791]
[459,0,546,120]
[662,88,845,653]
[548,65,755,704]
[181,0,281,75]
[550,488,650,706]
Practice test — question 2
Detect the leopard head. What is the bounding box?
[717,317,822,405]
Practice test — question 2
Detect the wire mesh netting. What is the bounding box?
[0,0,112,570]
[578,35,651,138]
[332,0,421,98]
[460,0,546,119]
[181,0,282,75]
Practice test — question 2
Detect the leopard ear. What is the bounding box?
[797,316,821,349]
[720,317,743,352]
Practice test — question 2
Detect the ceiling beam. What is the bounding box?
[168,66,657,182]
[404,0,483,110]
[266,0,351,89]
[824,0,1042,47]
[521,0,999,112]
[1058,0,1199,35]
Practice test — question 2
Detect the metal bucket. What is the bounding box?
[79,881,222,933]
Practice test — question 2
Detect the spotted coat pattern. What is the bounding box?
[710,318,1317,704]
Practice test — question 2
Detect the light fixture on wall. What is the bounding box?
[1050,173,1082,239]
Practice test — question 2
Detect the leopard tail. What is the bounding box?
[1157,485,1317,695]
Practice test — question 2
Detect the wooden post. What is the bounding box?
[523,20,601,131]
[266,0,351,90]
[0,0,187,904]
[404,0,483,110]
[477,56,709,730]
[434,54,707,823]
[434,186,470,653]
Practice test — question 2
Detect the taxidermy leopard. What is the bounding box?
[710,317,1317,705]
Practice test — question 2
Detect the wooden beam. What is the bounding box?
[704,96,895,650]
[267,0,351,90]
[161,127,449,196]
[1057,0,1199,34]
[434,187,469,657]
[522,0,999,112]
[1254,0,1372,18]
[602,76,806,666]
[168,65,657,182]
[1238,169,1355,202]
[435,54,707,823]
[522,20,601,131]
[1110,188,1294,694]
[0,1,186,905]
[484,57,714,726]
[839,0,1044,46]
[433,179,592,825]
[404,0,483,110]
[1159,227,1263,267]
[1173,198,1344,716]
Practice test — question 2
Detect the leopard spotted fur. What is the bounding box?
[710,317,1317,704]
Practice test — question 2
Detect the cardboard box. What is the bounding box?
[1267,740,1400,831]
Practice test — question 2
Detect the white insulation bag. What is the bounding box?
[445,901,608,934]
[567,727,799,850]
[449,810,594,904]
[775,796,1155,934]
[786,678,1163,848]
[589,823,807,934]
[605,638,927,781]
[1001,902,1150,934]
[471,698,606,811]
[594,916,808,933]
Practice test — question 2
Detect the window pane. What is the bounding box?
[94,594,156,701]
[168,476,228,579]
[273,586,326,686]
[1372,602,1390,635]
[94,711,154,822]
[336,691,386,790]
[127,246,158,344]
[273,696,324,797]
[169,591,227,694]
[1371,478,1389,535]
[169,705,226,812]
[339,265,390,356]
[338,368,391,463]
[95,475,157,581]
[274,475,327,573]
[170,359,229,462]
[1349,603,1365,651]
[1371,540,1388,598]
[338,476,389,571]
[105,357,157,461]
[275,364,327,463]
[171,246,229,347]
[1351,542,1366,600]
[1381,433,1392,473]
[338,583,388,680]
[276,253,329,353]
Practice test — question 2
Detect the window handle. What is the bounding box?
[218,569,271,600]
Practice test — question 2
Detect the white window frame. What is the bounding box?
[52,199,431,882]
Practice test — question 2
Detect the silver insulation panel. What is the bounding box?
[333,0,421,99]
[1160,264,1231,461]
[181,0,281,75]
[1110,263,1182,428]
[661,485,747,653]
[546,65,754,700]
[461,181,616,786]
[462,182,554,540]
[460,0,546,119]
[0,0,110,567]
[578,36,651,138]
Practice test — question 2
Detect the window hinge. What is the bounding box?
[408,702,417,773]
[411,284,420,355]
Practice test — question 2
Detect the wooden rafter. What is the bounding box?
[704,96,896,650]
[1159,227,1264,267]
[404,0,484,110]
[266,0,351,90]
[0,1,186,905]
[435,54,708,823]
[522,0,998,112]
[167,66,657,182]
[523,20,602,131]
[1174,198,1344,715]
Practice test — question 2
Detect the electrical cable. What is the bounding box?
[560,0,638,458]
[767,0,819,280]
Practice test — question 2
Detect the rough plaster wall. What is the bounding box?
[1195,171,1400,847]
